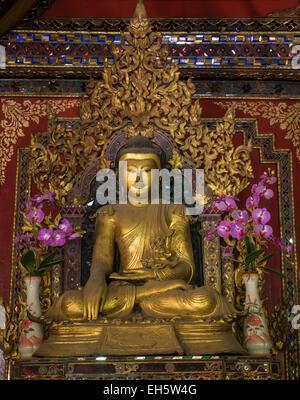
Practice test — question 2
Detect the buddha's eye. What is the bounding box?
[143,168,151,173]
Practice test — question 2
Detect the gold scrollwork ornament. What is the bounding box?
[28,1,253,205]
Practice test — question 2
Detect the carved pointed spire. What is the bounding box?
[134,0,147,20]
[130,0,151,36]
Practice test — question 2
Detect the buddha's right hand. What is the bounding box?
[83,276,107,320]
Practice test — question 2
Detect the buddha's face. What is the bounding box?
[119,154,160,205]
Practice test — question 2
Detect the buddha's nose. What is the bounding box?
[135,175,140,182]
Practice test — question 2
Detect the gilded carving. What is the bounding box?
[221,246,235,304]
[0,289,26,359]
[201,221,222,293]
[269,299,289,354]
[28,2,253,205]
[214,100,300,162]
[0,98,80,186]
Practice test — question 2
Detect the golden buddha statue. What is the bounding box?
[35,136,245,357]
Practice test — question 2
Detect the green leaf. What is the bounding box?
[21,250,35,272]
[38,259,63,274]
[30,271,44,277]
[245,249,264,266]
[244,236,255,255]
[260,265,285,278]
[227,257,242,263]
[38,260,63,272]
[257,253,274,265]
[39,253,56,268]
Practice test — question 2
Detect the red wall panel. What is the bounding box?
[41,0,298,19]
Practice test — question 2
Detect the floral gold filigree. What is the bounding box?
[0,98,81,186]
[28,3,253,204]
[269,298,289,354]
[214,100,300,162]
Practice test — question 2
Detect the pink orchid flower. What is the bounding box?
[214,197,237,212]
[40,192,56,203]
[246,193,260,209]
[59,219,73,234]
[13,234,32,248]
[253,224,273,238]
[206,231,213,241]
[230,222,248,240]
[262,188,274,199]
[251,182,266,195]
[232,209,249,224]
[251,182,273,199]
[25,208,45,224]
[28,192,56,207]
[260,172,277,185]
[37,229,54,246]
[252,208,271,225]
[216,221,232,237]
[68,232,80,240]
[52,230,66,247]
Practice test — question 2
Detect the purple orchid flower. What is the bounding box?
[251,182,274,199]
[252,208,271,225]
[214,197,237,212]
[246,193,260,209]
[31,193,45,206]
[232,209,249,224]
[28,192,56,208]
[286,245,292,254]
[206,231,213,241]
[253,224,273,238]
[40,192,56,203]
[216,221,232,237]
[14,234,32,248]
[275,237,283,246]
[251,182,266,195]
[262,188,274,199]
[260,172,277,185]
[273,237,286,252]
[37,229,54,246]
[52,230,66,247]
[25,208,45,224]
[230,222,248,240]
[68,232,80,240]
[58,219,73,234]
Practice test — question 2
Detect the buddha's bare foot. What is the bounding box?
[136,279,191,302]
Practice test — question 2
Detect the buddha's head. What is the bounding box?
[116,136,165,205]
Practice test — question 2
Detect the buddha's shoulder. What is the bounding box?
[164,203,187,218]
[91,204,118,220]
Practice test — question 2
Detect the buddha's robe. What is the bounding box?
[48,203,237,321]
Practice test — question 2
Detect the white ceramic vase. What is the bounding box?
[18,276,43,359]
[243,273,272,355]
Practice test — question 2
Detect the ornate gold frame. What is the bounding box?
[1,0,298,380]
